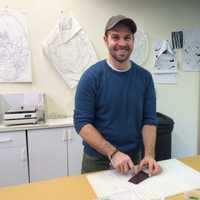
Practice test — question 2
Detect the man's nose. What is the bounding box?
[118,39,127,46]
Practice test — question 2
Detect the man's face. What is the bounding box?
[104,24,134,63]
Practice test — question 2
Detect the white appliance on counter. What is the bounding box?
[0,93,46,126]
[3,107,38,125]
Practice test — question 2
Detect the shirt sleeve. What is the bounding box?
[142,73,158,126]
[73,70,96,133]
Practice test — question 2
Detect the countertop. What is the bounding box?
[0,117,73,133]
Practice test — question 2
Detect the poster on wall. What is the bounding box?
[0,8,32,82]
[152,40,177,84]
[42,14,98,88]
[130,29,149,65]
[182,29,200,71]
[154,40,176,72]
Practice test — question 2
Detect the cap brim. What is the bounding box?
[105,18,137,34]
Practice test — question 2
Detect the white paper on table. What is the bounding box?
[96,190,143,200]
[87,159,200,200]
[87,170,133,198]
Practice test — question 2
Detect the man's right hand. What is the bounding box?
[110,151,138,174]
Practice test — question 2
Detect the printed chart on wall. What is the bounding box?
[0,8,31,82]
[183,28,200,71]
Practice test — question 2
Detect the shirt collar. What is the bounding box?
[106,60,132,72]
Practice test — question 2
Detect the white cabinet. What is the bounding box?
[0,118,83,186]
[28,127,83,182]
[67,127,83,176]
[0,131,28,187]
[28,128,68,182]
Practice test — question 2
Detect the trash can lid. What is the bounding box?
[156,112,174,125]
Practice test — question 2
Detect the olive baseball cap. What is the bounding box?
[105,15,137,34]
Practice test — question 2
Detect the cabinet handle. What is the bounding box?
[62,129,73,141]
[67,128,73,140]
[0,137,12,143]
[62,130,68,142]
[20,148,27,162]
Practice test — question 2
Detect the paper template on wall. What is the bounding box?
[87,159,200,200]
[152,40,177,84]
[183,28,200,71]
[0,8,32,82]
[42,14,98,88]
[130,29,149,65]
[152,70,176,84]
[154,40,176,71]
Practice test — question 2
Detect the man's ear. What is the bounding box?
[104,35,109,45]
[104,35,107,42]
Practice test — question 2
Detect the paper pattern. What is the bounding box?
[0,9,31,82]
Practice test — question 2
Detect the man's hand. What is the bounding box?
[139,156,161,176]
[110,151,138,174]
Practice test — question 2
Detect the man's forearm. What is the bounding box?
[79,124,116,159]
[142,125,157,158]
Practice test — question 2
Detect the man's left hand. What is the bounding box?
[139,156,161,176]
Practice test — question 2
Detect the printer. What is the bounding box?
[3,106,39,126]
[0,93,46,126]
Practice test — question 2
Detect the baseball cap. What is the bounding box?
[105,15,137,34]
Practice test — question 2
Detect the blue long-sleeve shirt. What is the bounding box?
[74,60,157,158]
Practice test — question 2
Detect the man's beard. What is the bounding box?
[109,46,133,63]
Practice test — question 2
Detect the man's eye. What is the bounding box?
[125,37,131,41]
[112,36,119,40]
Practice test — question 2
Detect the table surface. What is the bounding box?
[0,155,199,200]
[166,155,200,200]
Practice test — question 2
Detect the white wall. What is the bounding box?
[0,0,199,157]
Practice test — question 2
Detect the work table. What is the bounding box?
[0,155,199,200]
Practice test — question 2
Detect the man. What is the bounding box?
[74,15,160,176]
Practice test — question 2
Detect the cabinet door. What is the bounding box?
[0,131,28,187]
[67,127,83,175]
[28,128,68,182]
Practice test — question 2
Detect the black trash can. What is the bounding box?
[155,112,174,161]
